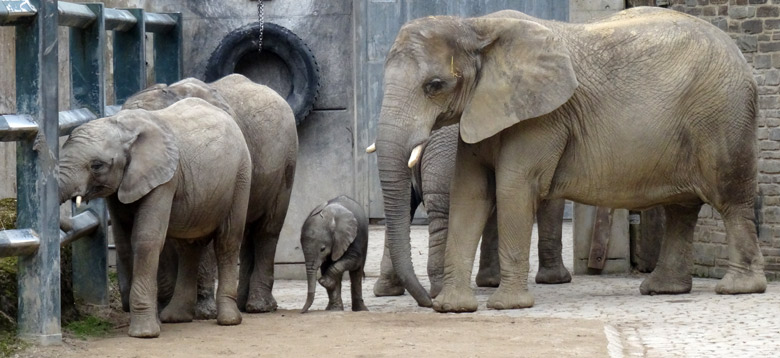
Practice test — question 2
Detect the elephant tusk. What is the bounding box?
[408,145,423,168]
[75,196,82,208]
[366,143,376,153]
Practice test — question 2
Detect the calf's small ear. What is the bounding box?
[326,204,358,261]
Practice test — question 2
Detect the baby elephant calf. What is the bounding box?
[300,196,369,313]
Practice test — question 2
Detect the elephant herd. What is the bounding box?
[58,7,768,339]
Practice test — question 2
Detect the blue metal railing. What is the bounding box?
[0,0,181,345]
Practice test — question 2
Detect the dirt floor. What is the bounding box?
[18,312,606,358]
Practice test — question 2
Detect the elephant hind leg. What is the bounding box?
[715,205,767,294]
[350,269,369,311]
[476,209,500,288]
[640,204,700,295]
[534,199,571,285]
[243,221,279,313]
[237,230,254,312]
[194,242,217,320]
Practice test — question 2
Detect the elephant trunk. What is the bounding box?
[376,122,432,308]
[301,265,317,313]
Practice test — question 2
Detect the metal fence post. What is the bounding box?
[14,0,62,345]
[153,12,182,85]
[113,8,145,104]
[69,2,109,307]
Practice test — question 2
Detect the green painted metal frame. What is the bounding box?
[14,0,62,345]
[69,2,109,308]
[0,0,182,345]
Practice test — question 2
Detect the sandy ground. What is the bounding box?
[14,222,780,357]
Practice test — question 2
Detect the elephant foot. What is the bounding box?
[216,298,242,326]
[373,276,405,297]
[535,265,572,284]
[432,284,477,313]
[160,304,194,323]
[487,285,534,310]
[326,300,344,311]
[194,295,217,320]
[715,269,767,294]
[639,269,692,295]
[244,291,278,313]
[475,271,500,288]
[128,314,160,338]
[352,299,369,312]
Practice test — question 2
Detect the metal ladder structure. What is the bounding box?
[0,0,181,345]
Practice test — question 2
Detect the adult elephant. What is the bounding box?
[372,7,766,313]
[59,98,249,337]
[123,74,298,313]
[371,124,571,302]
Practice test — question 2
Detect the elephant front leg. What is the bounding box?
[160,240,203,323]
[535,199,571,284]
[126,187,174,338]
[424,194,449,297]
[640,204,699,295]
[433,155,493,313]
[486,182,536,310]
[111,219,134,313]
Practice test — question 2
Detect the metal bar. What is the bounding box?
[0,229,39,257]
[57,1,95,29]
[69,2,109,307]
[58,108,97,136]
[153,13,181,85]
[59,210,99,247]
[113,8,145,105]
[15,0,62,345]
[104,8,135,32]
[0,114,37,142]
[144,12,175,33]
[0,0,37,26]
[104,104,121,116]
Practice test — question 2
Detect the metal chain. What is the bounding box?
[256,0,264,53]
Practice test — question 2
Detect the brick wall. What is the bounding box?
[667,0,780,280]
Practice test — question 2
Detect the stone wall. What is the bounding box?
[668,0,780,280]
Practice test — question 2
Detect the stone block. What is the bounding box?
[765,69,780,85]
[751,0,769,4]
[755,54,773,68]
[766,19,780,29]
[702,5,719,15]
[759,40,780,52]
[737,34,759,51]
[757,5,780,16]
[729,6,755,19]
[743,18,764,33]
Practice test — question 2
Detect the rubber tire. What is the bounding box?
[205,22,320,125]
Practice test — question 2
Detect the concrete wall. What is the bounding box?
[0,0,355,279]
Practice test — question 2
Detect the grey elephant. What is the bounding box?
[372,7,767,313]
[371,124,570,304]
[123,74,298,314]
[300,196,369,313]
[58,98,249,337]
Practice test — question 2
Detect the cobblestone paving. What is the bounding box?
[272,223,780,358]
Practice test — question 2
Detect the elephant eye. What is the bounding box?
[423,78,447,96]
[90,160,106,172]
[320,246,326,252]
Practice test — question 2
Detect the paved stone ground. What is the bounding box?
[272,222,780,358]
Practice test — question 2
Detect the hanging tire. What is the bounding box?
[205,22,320,125]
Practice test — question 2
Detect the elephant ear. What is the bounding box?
[114,110,179,204]
[460,18,578,144]
[325,204,358,261]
